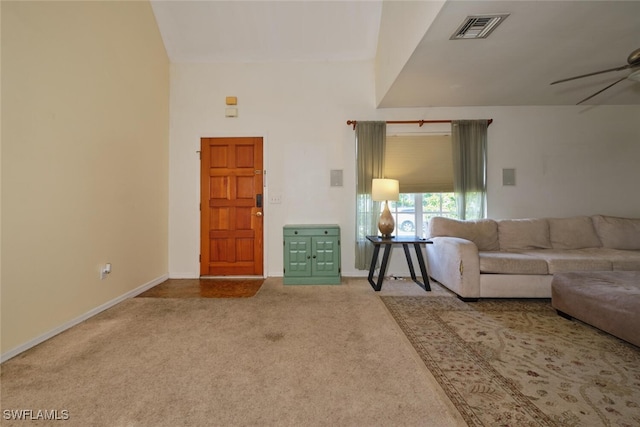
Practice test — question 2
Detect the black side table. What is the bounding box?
[366,235,433,291]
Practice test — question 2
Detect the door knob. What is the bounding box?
[253,211,263,217]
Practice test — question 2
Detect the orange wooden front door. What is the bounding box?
[200,137,264,276]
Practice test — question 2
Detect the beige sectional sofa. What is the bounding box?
[425,215,640,300]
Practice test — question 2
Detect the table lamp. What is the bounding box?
[372,178,399,238]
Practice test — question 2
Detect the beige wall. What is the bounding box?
[1,1,169,354]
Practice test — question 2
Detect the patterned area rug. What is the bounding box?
[381,296,640,426]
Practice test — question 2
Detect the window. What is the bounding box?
[384,134,459,237]
[390,193,458,238]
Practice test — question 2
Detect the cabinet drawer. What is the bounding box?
[283,225,339,237]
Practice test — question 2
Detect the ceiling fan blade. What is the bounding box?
[575,76,628,105]
[550,64,630,85]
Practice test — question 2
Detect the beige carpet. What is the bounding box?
[0,277,465,427]
[381,296,640,426]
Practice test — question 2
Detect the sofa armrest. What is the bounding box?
[426,236,481,298]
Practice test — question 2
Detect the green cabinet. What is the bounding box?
[283,224,341,285]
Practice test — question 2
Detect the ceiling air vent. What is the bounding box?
[450,14,509,40]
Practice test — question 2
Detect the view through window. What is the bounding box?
[389,193,458,238]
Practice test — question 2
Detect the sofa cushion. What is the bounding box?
[548,216,601,249]
[428,217,499,251]
[592,215,640,250]
[479,251,548,274]
[497,218,551,250]
[519,249,612,274]
[597,248,640,270]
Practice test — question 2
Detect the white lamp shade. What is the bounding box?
[372,179,399,201]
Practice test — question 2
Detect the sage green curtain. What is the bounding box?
[451,120,488,220]
[355,121,386,270]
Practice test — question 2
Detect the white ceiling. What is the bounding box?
[151,0,640,107]
[151,0,382,62]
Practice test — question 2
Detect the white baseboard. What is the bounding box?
[1,273,169,364]
[168,272,199,279]
[169,273,269,279]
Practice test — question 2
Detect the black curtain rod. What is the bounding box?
[346,119,493,130]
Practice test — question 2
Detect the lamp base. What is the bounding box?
[378,201,395,238]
